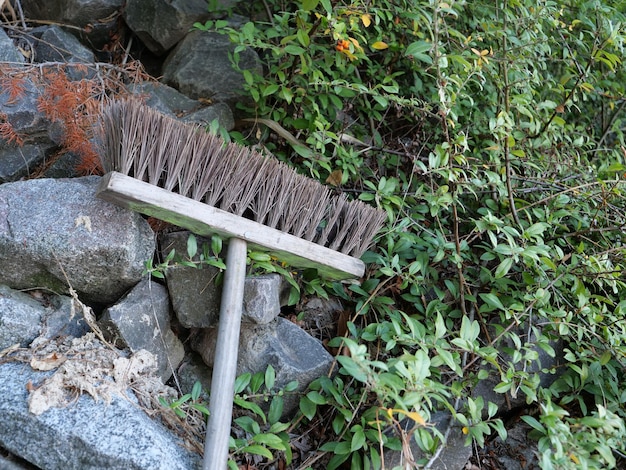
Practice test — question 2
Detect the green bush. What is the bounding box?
[196,0,626,467]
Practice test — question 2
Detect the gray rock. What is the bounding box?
[161,231,222,328]
[40,151,83,179]
[162,30,261,109]
[174,352,212,402]
[168,268,282,327]
[0,287,48,350]
[181,102,234,130]
[32,25,94,63]
[0,453,32,470]
[0,362,201,470]
[0,176,155,304]
[0,28,24,63]
[99,279,185,382]
[483,420,539,469]
[167,262,221,328]
[20,0,124,50]
[123,0,212,55]
[193,317,334,414]
[237,318,334,388]
[243,274,282,324]
[0,76,55,138]
[0,75,61,182]
[42,294,91,339]
[384,411,471,469]
[0,144,50,183]
[0,79,45,134]
[0,285,89,350]
[129,81,235,130]
[299,296,344,341]
[161,232,283,328]
[31,26,95,79]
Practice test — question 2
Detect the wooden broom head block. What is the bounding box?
[97,172,366,280]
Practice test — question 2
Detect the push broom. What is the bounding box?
[95,99,385,469]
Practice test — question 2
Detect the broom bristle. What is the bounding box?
[98,100,386,258]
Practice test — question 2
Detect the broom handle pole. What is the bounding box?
[203,237,248,470]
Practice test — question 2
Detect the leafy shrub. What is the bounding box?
[194,0,626,467]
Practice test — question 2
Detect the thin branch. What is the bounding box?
[496,0,520,228]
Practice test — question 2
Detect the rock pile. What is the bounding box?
[0,1,338,468]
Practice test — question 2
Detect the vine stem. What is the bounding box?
[500,0,521,228]
[431,0,469,318]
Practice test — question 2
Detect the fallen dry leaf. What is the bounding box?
[30,352,67,371]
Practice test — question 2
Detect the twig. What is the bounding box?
[260,0,274,26]
[499,0,520,228]
[51,251,112,348]
[597,99,626,149]
[13,0,25,28]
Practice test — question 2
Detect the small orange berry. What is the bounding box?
[336,39,350,52]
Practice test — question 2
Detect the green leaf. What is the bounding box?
[150,270,165,279]
[265,364,276,391]
[227,460,238,470]
[248,251,271,262]
[191,381,202,401]
[262,84,280,96]
[284,380,299,392]
[494,257,513,279]
[350,426,366,451]
[459,315,480,342]
[253,433,286,450]
[292,144,313,159]
[327,452,351,470]
[211,235,223,256]
[268,396,283,424]
[235,415,260,434]
[306,390,327,405]
[493,381,512,393]
[242,444,273,459]
[242,69,254,86]
[234,373,251,394]
[524,222,548,238]
[336,355,368,383]
[284,44,306,55]
[299,396,317,420]
[250,371,264,393]
[301,0,319,11]
[405,41,433,64]
[521,415,545,433]
[193,21,211,31]
[435,312,446,339]
[479,292,506,312]
[234,397,266,423]
[297,28,310,47]
[539,256,557,271]
[191,403,210,416]
[435,347,460,375]
[599,350,612,365]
